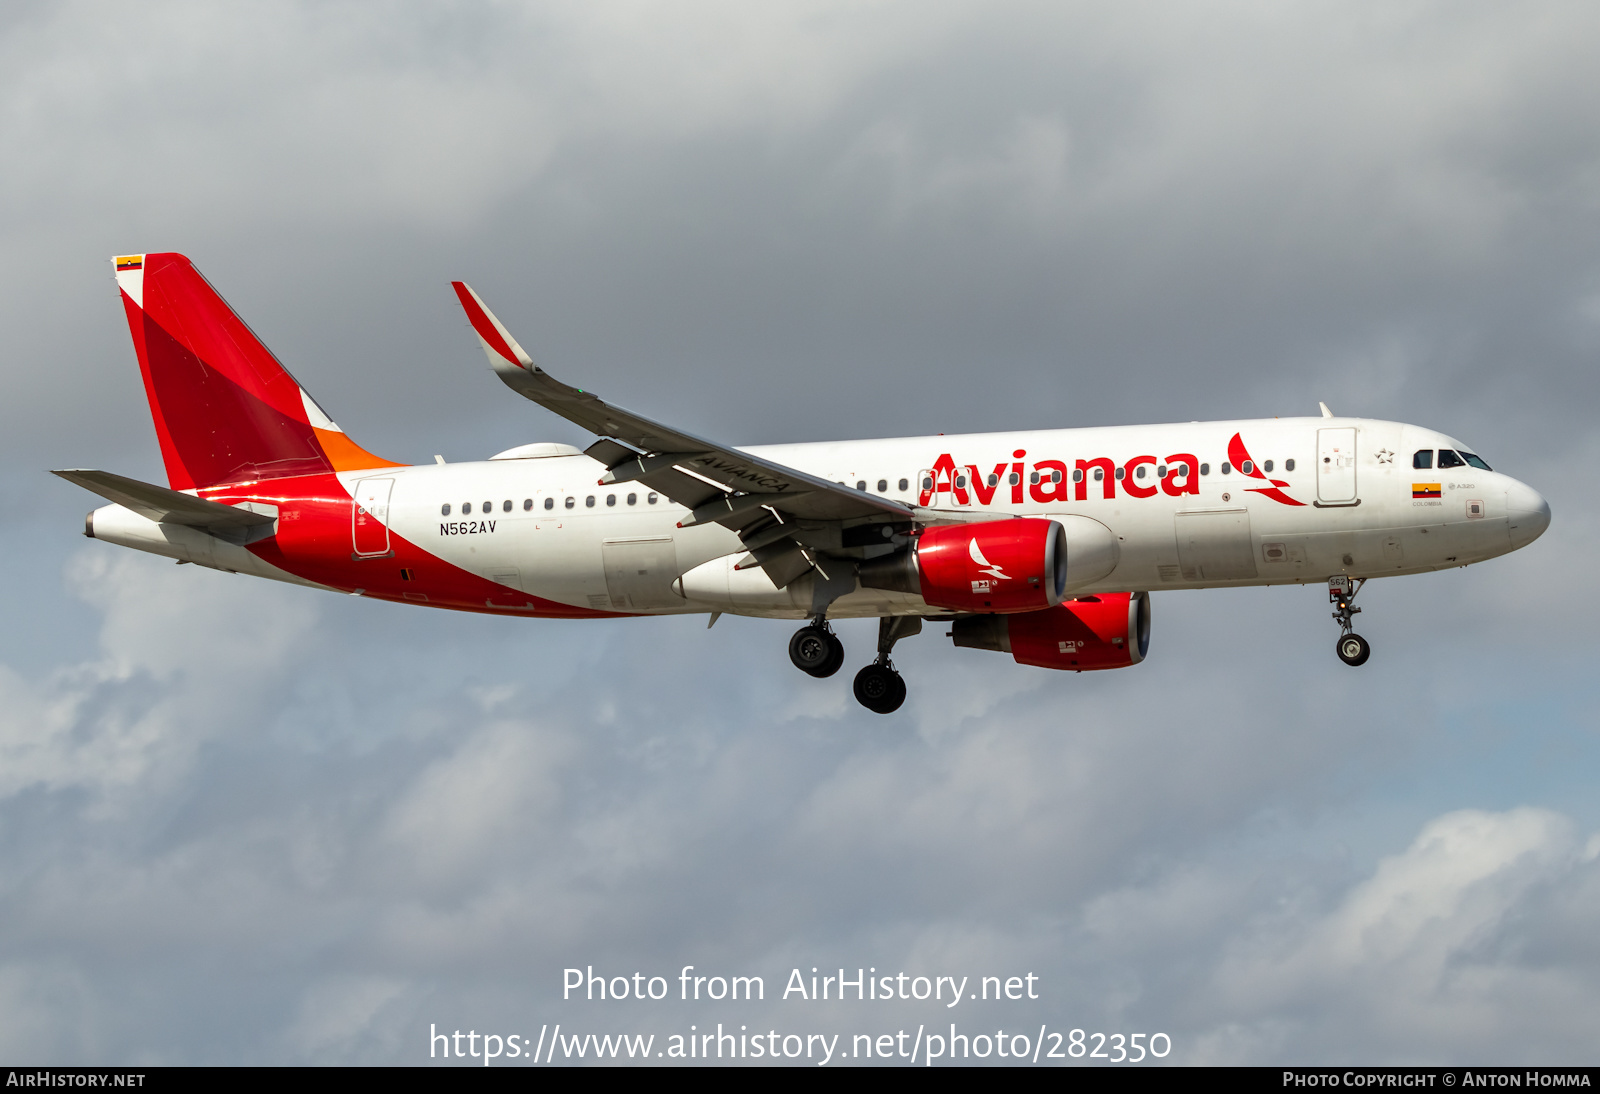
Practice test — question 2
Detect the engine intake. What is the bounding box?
[950,591,1151,671]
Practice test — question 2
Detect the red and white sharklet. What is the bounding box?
[61,253,1553,712]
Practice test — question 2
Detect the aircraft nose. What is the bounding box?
[1505,479,1551,550]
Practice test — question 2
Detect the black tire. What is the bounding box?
[816,632,846,678]
[1336,633,1371,667]
[790,626,843,677]
[853,663,906,714]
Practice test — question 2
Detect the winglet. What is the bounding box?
[1319,401,1334,418]
[451,282,534,371]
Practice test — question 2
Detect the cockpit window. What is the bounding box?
[1460,452,1491,471]
[1437,449,1465,469]
[1413,450,1433,470]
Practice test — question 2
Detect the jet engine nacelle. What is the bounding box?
[950,591,1151,671]
[859,515,1119,613]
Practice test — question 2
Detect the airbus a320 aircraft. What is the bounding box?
[59,253,1550,713]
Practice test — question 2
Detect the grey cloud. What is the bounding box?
[1,0,1596,1065]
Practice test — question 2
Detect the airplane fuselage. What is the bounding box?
[68,252,1551,712]
[87,415,1547,620]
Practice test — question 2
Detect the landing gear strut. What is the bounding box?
[852,617,920,714]
[789,619,845,678]
[1329,576,1371,667]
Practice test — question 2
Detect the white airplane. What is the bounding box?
[59,253,1550,713]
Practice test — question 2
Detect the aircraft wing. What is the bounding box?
[452,282,931,587]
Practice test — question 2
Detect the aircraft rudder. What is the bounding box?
[112,252,402,489]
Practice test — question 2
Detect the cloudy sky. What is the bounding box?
[2,0,1598,1066]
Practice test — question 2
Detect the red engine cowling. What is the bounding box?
[909,518,1068,613]
[950,591,1151,671]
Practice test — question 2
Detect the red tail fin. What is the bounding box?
[112,252,402,490]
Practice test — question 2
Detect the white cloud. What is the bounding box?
[0,551,316,802]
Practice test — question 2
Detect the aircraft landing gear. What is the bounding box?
[852,616,920,714]
[853,663,906,714]
[1329,576,1371,667]
[789,620,845,678]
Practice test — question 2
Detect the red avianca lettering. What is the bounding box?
[919,444,1298,506]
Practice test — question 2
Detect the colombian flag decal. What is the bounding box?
[115,255,143,271]
[1413,483,1442,499]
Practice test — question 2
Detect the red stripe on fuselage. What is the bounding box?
[201,473,630,619]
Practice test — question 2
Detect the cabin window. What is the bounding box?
[1200,463,1210,476]
[1263,460,1273,473]
[922,477,934,491]
[1135,465,1147,479]
[1438,449,1465,469]
[1221,463,1232,475]
[565,496,575,509]
[441,503,451,516]
[648,492,659,504]
[878,479,888,492]
[606,494,617,507]
[585,495,595,508]
[1030,471,1041,485]
[1072,469,1083,483]
[543,497,554,510]
[988,473,999,487]
[1240,460,1253,474]
[462,502,472,514]
[524,498,533,511]
[1093,468,1104,481]
[856,480,867,491]
[503,499,512,513]
[482,500,492,512]
[627,492,637,506]
[899,479,909,492]
[1114,467,1124,480]
[1157,465,1167,478]
[1285,458,1295,472]
[1053,470,1062,483]
[1413,450,1433,469]
[1461,453,1491,471]
[955,474,967,488]
[1009,472,1020,485]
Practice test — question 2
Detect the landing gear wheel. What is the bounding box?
[818,634,846,678]
[1336,633,1371,667]
[853,663,906,714]
[789,625,845,678]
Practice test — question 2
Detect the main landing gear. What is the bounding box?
[788,616,920,714]
[852,617,920,715]
[1329,576,1371,667]
[789,620,845,678]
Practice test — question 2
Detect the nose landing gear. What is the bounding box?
[1330,576,1371,666]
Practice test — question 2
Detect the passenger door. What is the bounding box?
[1317,428,1358,505]
[352,477,394,558]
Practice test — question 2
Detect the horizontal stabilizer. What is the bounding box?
[52,469,276,528]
